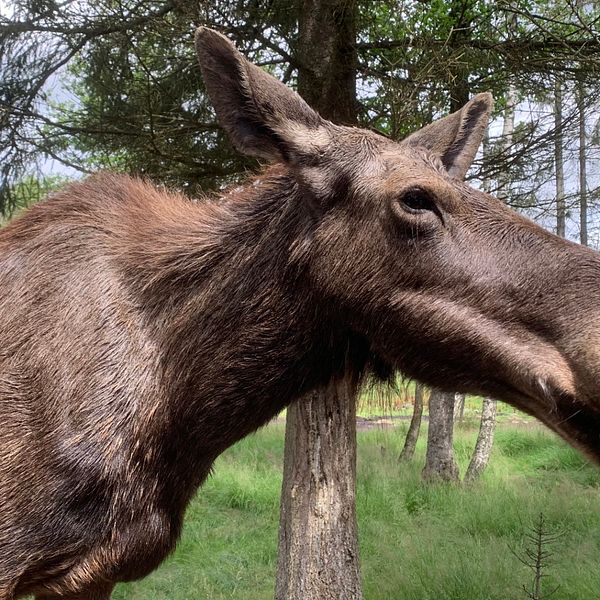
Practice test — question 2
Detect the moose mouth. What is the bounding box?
[381,289,600,462]
[522,389,600,465]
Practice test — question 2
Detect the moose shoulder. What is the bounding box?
[2,27,600,600]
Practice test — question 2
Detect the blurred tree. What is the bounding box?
[454,392,466,423]
[399,382,425,462]
[465,397,498,482]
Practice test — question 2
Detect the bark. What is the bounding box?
[275,379,361,600]
[465,397,497,482]
[578,78,588,246]
[447,0,474,112]
[276,1,361,599]
[399,382,424,462]
[555,78,566,238]
[422,388,460,482]
[295,0,357,123]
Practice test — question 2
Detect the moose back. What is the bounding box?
[3,27,600,600]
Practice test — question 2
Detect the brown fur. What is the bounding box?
[2,28,600,599]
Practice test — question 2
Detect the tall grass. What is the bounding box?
[110,422,600,600]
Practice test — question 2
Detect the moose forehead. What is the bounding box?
[310,125,462,206]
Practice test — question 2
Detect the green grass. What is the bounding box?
[111,420,600,600]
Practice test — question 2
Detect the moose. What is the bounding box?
[2,26,600,599]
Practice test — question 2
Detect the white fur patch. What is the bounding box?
[279,121,331,153]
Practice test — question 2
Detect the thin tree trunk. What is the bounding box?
[555,78,566,238]
[276,378,361,600]
[498,85,516,202]
[453,392,466,423]
[276,1,361,598]
[578,78,588,246]
[465,397,497,482]
[422,388,459,482]
[399,382,424,462]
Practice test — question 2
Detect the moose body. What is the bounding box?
[0,172,350,598]
[3,28,600,599]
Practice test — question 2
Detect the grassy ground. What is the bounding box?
[112,419,600,600]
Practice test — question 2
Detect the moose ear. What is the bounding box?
[402,93,493,179]
[194,27,328,162]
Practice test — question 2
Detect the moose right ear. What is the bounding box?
[402,93,493,179]
[194,27,329,163]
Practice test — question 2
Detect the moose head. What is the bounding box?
[196,27,600,460]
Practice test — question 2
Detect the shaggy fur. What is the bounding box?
[2,28,600,599]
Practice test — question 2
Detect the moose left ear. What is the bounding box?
[195,27,330,163]
[402,93,493,179]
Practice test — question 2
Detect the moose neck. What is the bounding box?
[125,168,367,480]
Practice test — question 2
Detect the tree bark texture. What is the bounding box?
[399,382,425,462]
[295,0,357,123]
[447,0,473,112]
[465,397,497,482]
[276,378,362,600]
[277,1,361,598]
[422,388,459,482]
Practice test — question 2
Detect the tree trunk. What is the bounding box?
[498,85,516,202]
[422,388,459,482]
[447,0,472,112]
[465,397,497,482]
[276,378,362,600]
[399,382,424,462]
[555,78,566,238]
[453,392,466,423]
[295,0,357,123]
[578,78,588,246]
[276,1,361,599]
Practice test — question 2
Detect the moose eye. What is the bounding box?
[399,189,436,213]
